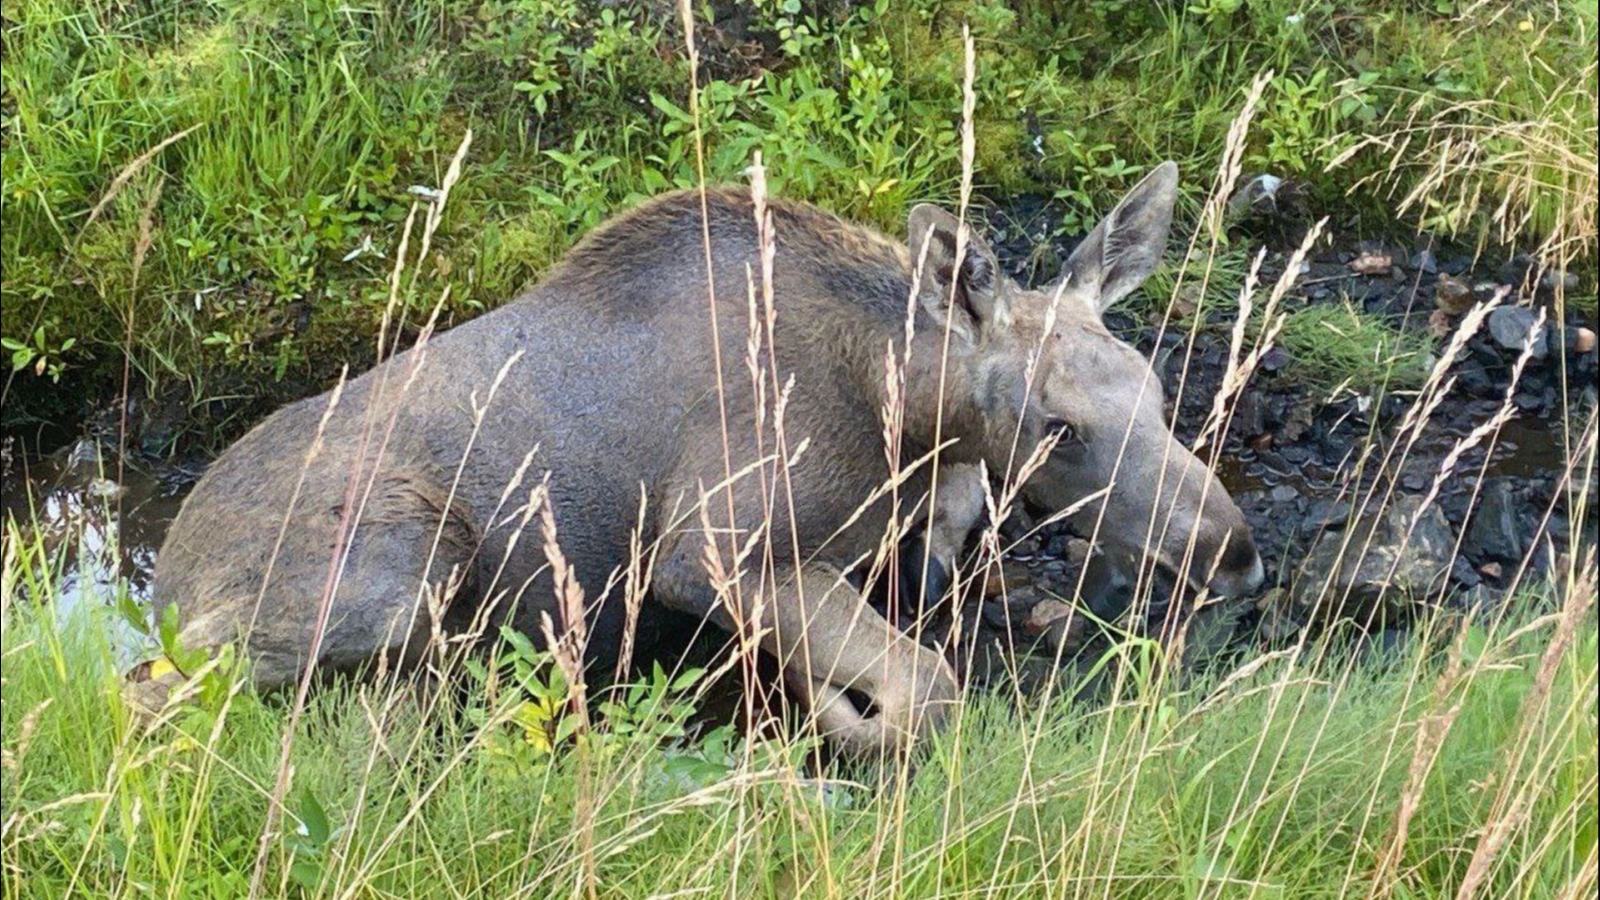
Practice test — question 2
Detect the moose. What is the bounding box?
[131,162,1262,753]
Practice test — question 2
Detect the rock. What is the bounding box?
[1260,346,1291,373]
[1233,392,1267,437]
[1012,533,1043,557]
[1479,561,1503,581]
[981,599,1012,630]
[1023,597,1085,655]
[985,559,1038,597]
[1350,251,1393,275]
[1255,588,1303,641]
[1497,254,1540,293]
[1427,308,1454,338]
[1303,498,1352,533]
[1541,269,1580,293]
[1487,306,1547,359]
[1276,402,1315,443]
[1411,248,1439,275]
[1062,537,1091,568]
[1475,282,1510,305]
[1023,598,1073,635]
[1450,555,1482,588]
[1269,484,1299,504]
[1043,532,1072,557]
[1456,359,1494,396]
[1496,255,1580,296]
[1291,494,1456,624]
[1455,584,1503,611]
[999,505,1036,543]
[1572,327,1597,355]
[1465,478,1525,564]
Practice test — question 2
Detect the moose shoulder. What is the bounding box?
[135,165,1261,754]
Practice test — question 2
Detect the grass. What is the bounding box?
[2,537,1595,899]
[3,1,1597,443]
[1275,301,1437,393]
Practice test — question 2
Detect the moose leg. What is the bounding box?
[763,564,959,755]
[902,463,987,611]
[127,463,476,713]
[653,536,958,755]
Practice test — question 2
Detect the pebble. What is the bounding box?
[1303,498,1352,532]
[1350,251,1393,275]
[1023,598,1074,636]
[1427,308,1454,338]
[1487,306,1548,360]
[1450,555,1482,588]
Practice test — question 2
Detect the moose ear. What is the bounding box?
[906,203,1008,334]
[1059,161,1179,316]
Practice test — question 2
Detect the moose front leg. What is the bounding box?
[765,563,959,755]
[906,462,987,611]
[653,543,958,755]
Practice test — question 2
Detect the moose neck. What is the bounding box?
[867,327,988,467]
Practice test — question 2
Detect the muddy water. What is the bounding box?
[1,439,187,663]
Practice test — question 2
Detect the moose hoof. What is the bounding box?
[793,648,959,757]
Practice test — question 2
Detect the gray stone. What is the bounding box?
[1292,494,1457,624]
[1226,173,1283,221]
[1465,478,1525,563]
[1303,498,1352,533]
[1487,306,1548,360]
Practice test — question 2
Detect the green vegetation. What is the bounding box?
[1276,300,1437,392]
[3,522,1595,898]
[3,1,1595,441]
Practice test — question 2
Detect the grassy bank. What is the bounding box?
[3,0,1596,442]
[2,529,1594,898]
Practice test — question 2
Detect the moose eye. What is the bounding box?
[1045,417,1078,449]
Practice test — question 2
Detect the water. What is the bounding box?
[1,438,187,662]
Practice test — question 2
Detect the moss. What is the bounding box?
[972,117,1032,194]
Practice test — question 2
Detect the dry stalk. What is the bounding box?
[1455,555,1597,900]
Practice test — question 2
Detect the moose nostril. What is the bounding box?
[1222,533,1259,578]
[1243,552,1265,591]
